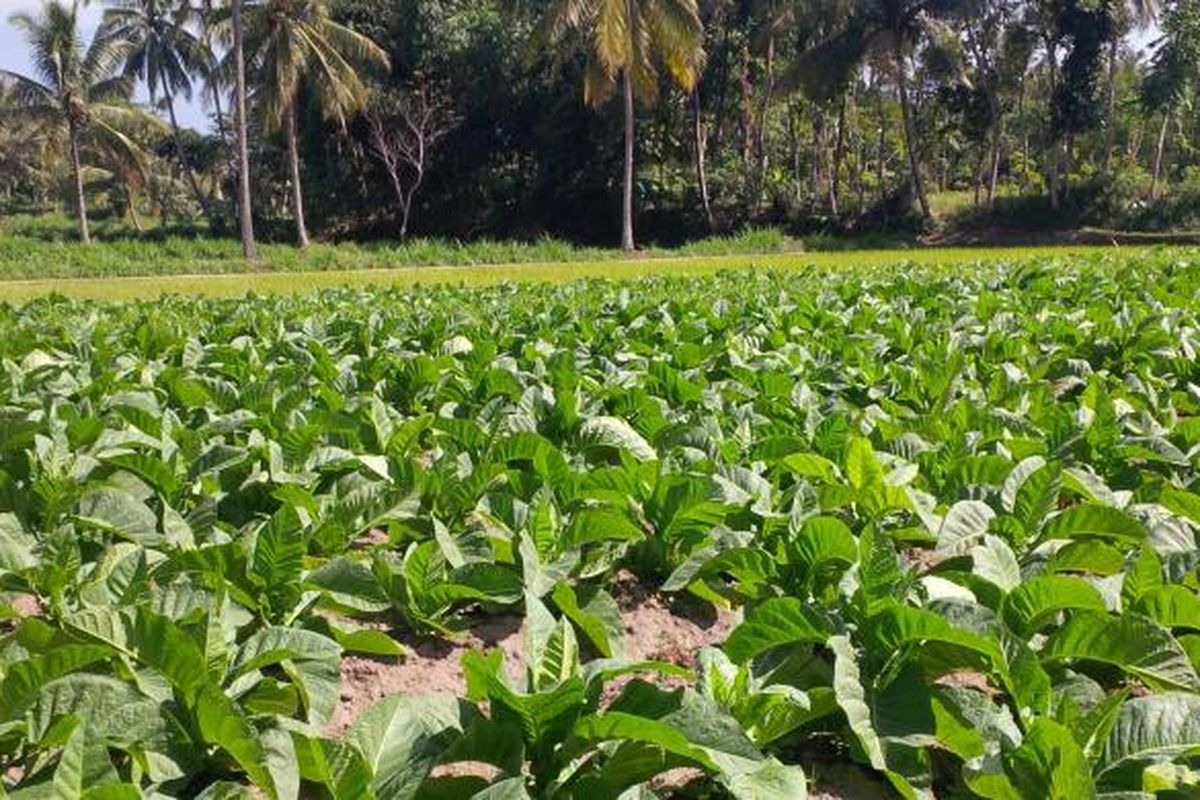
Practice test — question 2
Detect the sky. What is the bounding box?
[0,0,1164,137]
[0,0,211,131]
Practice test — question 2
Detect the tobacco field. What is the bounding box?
[3,251,1200,799]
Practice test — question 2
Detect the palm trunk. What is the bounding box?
[1045,37,1061,211]
[67,119,90,244]
[1151,111,1170,201]
[692,90,714,232]
[1102,38,1118,173]
[621,64,635,252]
[894,46,930,220]
[161,67,214,223]
[283,103,310,249]
[232,0,257,259]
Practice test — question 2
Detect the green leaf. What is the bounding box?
[294,734,376,800]
[551,581,624,658]
[468,778,533,799]
[1121,547,1163,609]
[1003,718,1095,799]
[1042,612,1200,692]
[0,644,114,718]
[0,512,36,572]
[1161,487,1200,526]
[936,501,996,554]
[251,506,308,610]
[792,516,857,580]
[1098,693,1200,777]
[347,694,473,800]
[1040,505,1146,544]
[579,416,657,461]
[67,608,209,702]
[306,557,392,613]
[1007,458,1061,533]
[1002,575,1107,637]
[830,635,933,800]
[564,508,645,547]
[780,452,839,483]
[196,684,278,796]
[866,603,1003,670]
[846,437,884,490]
[722,757,809,800]
[1135,585,1200,630]
[462,648,585,754]
[570,712,722,772]
[723,597,829,664]
[1047,540,1128,576]
[74,487,160,545]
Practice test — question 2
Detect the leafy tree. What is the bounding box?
[790,0,968,222]
[1,1,143,243]
[540,0,705,250]
[239,0,389,248]
[1141,0,1199,198]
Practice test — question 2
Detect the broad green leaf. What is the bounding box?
[1135,585,1200,630]
[1042,612,1200,692]
[579,417,657,461]
[1002,575,1107,637]
[347,694,473,800]
[936,500,995,554]
[1098,693,1200,776]
[1003,718,1095,799]
[1041,505,1146,544]
[551,581,624,658]
[846,437,884,490]
[723,597,829,664]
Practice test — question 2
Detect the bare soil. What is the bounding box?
[329,572,736,735]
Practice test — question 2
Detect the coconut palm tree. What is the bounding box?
[2,1,142,243]
[231,0,257,258]
[102,0,215,220]
[237,0,388,248]
[541,0,705,251]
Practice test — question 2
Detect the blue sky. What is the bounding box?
[0,0,211,131]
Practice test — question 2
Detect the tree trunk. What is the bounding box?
[988,120,1003,207]
[894,47,931,221]
[811,106,824,210]
[1151,111,1170,200]
[621,62,636,251]
[692,90,714,232]
[1045,37,1061,211]
[876,101,887,203]
[160,66,215,223]
[752,32,775,211]
[788,101,801,205]
[232,0,256,259]
[1102,37,1118,173]
[67,119,90,244]
[284,103,310,248]
[129,196,144,232]
[831,95,847,217]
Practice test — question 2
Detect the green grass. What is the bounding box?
[0,243,1173,302]
[0,213,799,279]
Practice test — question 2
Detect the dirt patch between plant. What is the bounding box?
[329,573,736,735]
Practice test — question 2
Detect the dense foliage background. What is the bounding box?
[2,0,1200,247]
